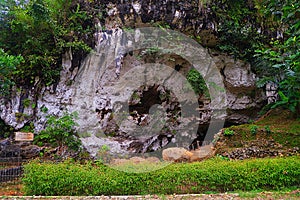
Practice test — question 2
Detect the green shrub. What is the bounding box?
[250,125,258,135]
[224,128,234,136]
[0,119,14,138]
[187,68,209,96]
[265,125,271,134]
[34,112,81,152]
[23,156,300,195]
[253,0,300,116]
[20,122,35,133]
[0,0,94,87]
[0,49,23,96]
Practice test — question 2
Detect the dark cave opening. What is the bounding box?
[128,85,163,115]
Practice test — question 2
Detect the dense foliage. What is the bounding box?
[0,48,23,95]
[212,0,300,115]
[187,68,209,97]
[253,0,300,115]
[0,0,96,91]
[23,156,300,195]
[0,119,14,138]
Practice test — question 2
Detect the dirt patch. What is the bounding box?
[0,180,24,196]
[0,191,299,199]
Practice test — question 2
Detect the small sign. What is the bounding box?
[15,132,34,141]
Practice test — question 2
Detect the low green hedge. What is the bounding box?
[23,156,300,195]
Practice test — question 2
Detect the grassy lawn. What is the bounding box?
[216,109,300,155]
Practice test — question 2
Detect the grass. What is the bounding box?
[109,160,170,173]
[255,109,300,134]
[220,109,300,149]
[255,109,300,148]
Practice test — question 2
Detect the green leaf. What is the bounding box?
[278,91,289,102]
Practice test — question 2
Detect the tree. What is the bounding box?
[34,112,82,155]
[254,0,300,116]
[0,0,94,87]
[0,49,23,96]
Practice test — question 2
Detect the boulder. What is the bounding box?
[189,144,215,162]
[162,147,193,162]
[162,145,216,162]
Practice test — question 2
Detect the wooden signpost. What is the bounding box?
[15,132,34,141]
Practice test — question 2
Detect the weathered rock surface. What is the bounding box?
[0,139,41,159]
[20,145,41,159]
[189,144,216,162]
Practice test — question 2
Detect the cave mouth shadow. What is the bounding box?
[114,82,225,152]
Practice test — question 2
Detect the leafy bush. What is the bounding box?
[223,128,234,136]
[253,0,300,116]
[187,68,209,96]
[0,49,23,96]
[23,156,300,195]
[0,119,14,138]
[265,125,271,134]
[34,112,81,153]
[250,125,258,135]
[211,0,264,59]
[209,0,299,115]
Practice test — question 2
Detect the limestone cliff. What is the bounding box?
[0,0,268,157]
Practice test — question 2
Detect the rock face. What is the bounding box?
[20,145,41,159]
[0,1,267,157]
[0,138,41,159]
[213,55,265,124]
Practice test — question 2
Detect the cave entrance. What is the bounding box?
[126,84,181,153]
[128,85,163,115]
[128,84,181,128]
